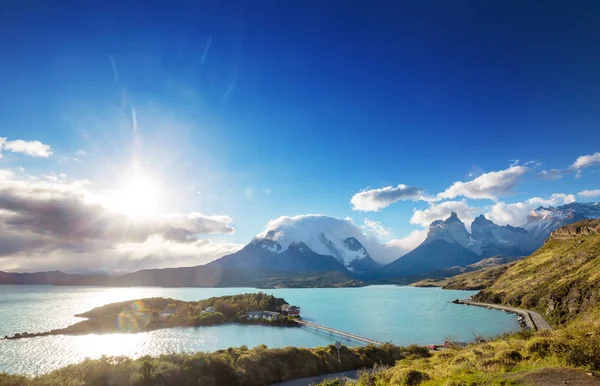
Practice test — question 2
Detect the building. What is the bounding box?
[159,308,176,317]
[281,304,301,317]
[245,311,280,321]
[202,306,216,313]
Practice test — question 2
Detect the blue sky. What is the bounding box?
[1,1,599,271]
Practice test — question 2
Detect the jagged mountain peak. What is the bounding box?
[446,211,461,223]
[472,214,493,225]
[426,212,470,249]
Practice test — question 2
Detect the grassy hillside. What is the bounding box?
[318,324,600,385]
[411,261,516,290]
[474,219,600,325]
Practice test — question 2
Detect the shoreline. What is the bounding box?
[452,298,552,331]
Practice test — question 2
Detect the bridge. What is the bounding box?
[295,319,385,346]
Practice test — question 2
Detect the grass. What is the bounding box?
[475,231,600,326]
[317,321,600,385]
[410,262,517,290]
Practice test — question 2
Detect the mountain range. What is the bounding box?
[1,202,598,286]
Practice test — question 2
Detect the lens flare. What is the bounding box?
[116,301,151,333]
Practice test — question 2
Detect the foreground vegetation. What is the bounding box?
[0,343,420,386]
[3,293,295,340]
[317,321,600,385]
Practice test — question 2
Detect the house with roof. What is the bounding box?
[245,310,280,321]
[281,304,300,317]
[202,306,216,313]
[159,308,177,317]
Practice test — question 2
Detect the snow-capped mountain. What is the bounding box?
[523,202,600,242]
[384,203,600,277]
[471,215,535,257]
[253,222,379,274]
[385,212,532,277]
[425,212,471,249]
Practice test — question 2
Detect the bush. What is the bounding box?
[389,368,430,386]
[525,337,553,357]
[403,345,431,359]
[494,349,523,368]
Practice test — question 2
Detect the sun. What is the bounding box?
[114,175,159,218]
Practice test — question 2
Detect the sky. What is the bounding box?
[1,1,600,272]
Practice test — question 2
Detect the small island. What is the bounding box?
[3,293,301,340]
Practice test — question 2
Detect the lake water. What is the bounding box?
[0,285,519,375]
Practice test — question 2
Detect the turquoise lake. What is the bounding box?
[0,285,519,375]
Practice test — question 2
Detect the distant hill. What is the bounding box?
[474,219,600,325]
[411,261,517,290]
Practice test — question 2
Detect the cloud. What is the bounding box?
[578,189,600,198]
[76,149,88,156]
[569,152,600,178]
[257,214,408,264]
[0,170,238,272]
[362,219,393,239]
[385,230,427,257]
[537,169,563,180]
[411,200,481,230]
[362,219,427,258]
[351,184,425,211]
[437,165,529,201]
[485,193,576,226]
[0,138,53,157]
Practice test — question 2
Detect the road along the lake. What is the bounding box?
[457,299,552,331]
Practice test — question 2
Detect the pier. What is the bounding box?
[295,319,385,346]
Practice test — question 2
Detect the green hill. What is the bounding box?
[474,219,600,325]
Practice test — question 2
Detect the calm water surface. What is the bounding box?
[0,285,519,375]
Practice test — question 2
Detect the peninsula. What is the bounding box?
[3,293,300,340]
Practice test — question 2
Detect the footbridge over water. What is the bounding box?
[295,319,385,346]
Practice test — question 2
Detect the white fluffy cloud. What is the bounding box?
[362,219,393,239]
[362,219,427,258]
[351,184,426,211]
[0,138,53,158]
[437,165,528,201]
[578,189,600,198]
[385,230,427,257]
[0,169,240,272]
[411,200,481,230]
[485,193,576,226]
[569,152,600,178]
[257,214,410,264]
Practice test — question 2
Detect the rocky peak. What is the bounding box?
[426,212,470,249]
[472,214,493,226]
[446,211,461,223]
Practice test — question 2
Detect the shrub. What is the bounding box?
[525,337,553,357]
[494,349,523,368]
[403,345,431,359]
[389,368,430,386]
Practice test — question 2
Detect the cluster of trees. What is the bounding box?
[196,292,287,319]
[157,293,290,327]
[0,343,413,386]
